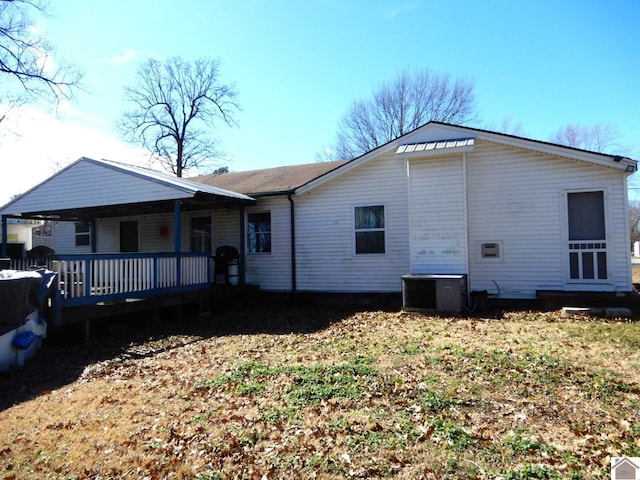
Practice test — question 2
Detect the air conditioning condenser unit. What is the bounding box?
[401,274,467,314]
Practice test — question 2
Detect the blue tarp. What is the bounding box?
[0,269,56,331]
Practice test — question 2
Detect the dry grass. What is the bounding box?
[1,304,640,479]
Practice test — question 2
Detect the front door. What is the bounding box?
[120,220,139,253]
[566,190,608,283]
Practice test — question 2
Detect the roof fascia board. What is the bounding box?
[428,122,637,172]
[295,122,637,198]
[87,158,201,196]
[93,158,254,201]
[477,133,637,172]
[85,158,194,193]
[296,141,401,195]
[249,190,294,198]
[0,157,87,214]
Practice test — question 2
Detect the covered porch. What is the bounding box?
[0,158,255,327]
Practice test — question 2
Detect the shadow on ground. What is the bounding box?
[0,297,375,412]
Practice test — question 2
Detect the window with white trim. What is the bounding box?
[247,212,271,253]
[74,221,91,247]
[191,216,212,253]
[355,205,385,254]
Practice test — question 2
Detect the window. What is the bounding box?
[355,205,385,254]
[74,222,91,247]
[247,212,271,253]
[191,216,212,253]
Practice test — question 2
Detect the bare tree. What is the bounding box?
[0,0,81,121]
[483,116,525,137]
[119,57,239,177]
[630,202,640,250]
[209,166,229,175]
[325,68,476,160]
[552,123,640,249]
[549,123,624,153]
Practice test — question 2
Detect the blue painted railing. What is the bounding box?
[47,253,212,307]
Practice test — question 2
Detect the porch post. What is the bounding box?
[174,201,182,253]
[90,220,97,253]
[239,206,245,285]
[1,215,7,258]
[174,200,182,286]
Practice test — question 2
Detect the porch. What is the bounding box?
[0,157,258,330]
[9,252,225,326]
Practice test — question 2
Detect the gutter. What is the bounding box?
[253,190,297,292]
[288,193,297,293]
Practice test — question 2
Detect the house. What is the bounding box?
[0,122,637,324]
[0,217,43,261]
[195,121,637,301]
[0,158,255,327]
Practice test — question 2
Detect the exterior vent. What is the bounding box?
[481,243,500,258]
[402,274,467,313]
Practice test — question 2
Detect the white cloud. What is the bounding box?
[0,106,150,206]
[106,49,138,65]
[386,3,420,19]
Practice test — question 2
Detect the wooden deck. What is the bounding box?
[10,253,216,326]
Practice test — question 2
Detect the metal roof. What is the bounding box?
[96,158,254,201]
[396,138,475,154]
[0,157,255,220]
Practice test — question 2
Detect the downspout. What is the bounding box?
[288,193,297,293]
[1,215,7,258]
[462,152,471,305]
[239,206,246,285]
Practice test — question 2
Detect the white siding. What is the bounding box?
[47,134,633,298]
[294,153,410,292]
[244,198,292,291]
[9,161,189,214]
[6,222,37,251]
[212,209,243,252]
[466,141,631,298]
[54,209,243,255]
[53,221,92,254]
[408,156,467,274]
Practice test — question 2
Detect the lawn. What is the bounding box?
[1,303,639,479]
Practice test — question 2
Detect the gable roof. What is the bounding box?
[296,121,637,195]
[0,157,255,220]
[192,160,347,196]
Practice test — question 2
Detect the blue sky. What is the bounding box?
[1,0,639,204]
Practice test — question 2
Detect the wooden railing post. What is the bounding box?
[84,259,92,297]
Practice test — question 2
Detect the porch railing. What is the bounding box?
[11,253,212,306]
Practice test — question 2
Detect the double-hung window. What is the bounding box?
[355,205,385,254]
[191,216,212,253]
[74,221,91,247]
[247,212,271,253]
